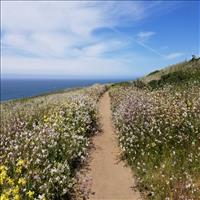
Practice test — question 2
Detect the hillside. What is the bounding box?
[110,58,200,199]
[1,59,200,200]
[0,85,107,199]
[141,57,200,84]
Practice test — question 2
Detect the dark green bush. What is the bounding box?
[133,80,147,89]
[147,70,160,76]
[148,68,200,89]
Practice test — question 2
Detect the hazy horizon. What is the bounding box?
[1,73,138,80]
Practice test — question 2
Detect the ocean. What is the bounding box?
[0,79,129,101]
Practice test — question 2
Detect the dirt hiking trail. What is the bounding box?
[88,92,141,200]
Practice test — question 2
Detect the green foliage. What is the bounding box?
[110,81,132,88]
[133,80,147,89]
[142,58,200,84]
[148,67,200,89]
[147,70,160,76]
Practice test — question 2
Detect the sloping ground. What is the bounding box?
[0,85,107,199]
[141,57,200,83]
[109,58,200,199]
[88,92,141,200]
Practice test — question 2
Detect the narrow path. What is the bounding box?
[88,92,141,200]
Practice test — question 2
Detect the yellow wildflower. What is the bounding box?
[0,166,7,185]
[16,167,22,174]
[26,190,34,198]
[12,186,19,195]
[17,160,25,166]
[0,188,12,200]
[7,177,14,186]
[18,177,26,186]
[43,115,49,123]
[13,194,20,200]
[0,165,7,171]
[4,189,12,197]
[0,194,9,200]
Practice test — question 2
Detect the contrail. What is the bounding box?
[109,27,166,58]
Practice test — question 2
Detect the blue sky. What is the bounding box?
[1,1,199,79]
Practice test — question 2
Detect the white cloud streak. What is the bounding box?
[166,52,184,59]
[2,56,135,78]
[137,31,156,42]
[109,27,166,58]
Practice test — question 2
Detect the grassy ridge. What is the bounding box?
[109,59,200,199]
[0,85,106,199]
[141,57,200,84]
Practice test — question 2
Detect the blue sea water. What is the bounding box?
[0,79,129,101]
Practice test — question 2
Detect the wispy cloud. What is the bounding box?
[1,1,185,77]
[1,1,173,55]
[166,52,184,59]
[109,27,166,58]
[137,31,156,42]
[2,55,135,78]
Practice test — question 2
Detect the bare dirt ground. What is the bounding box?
[88,92,141,200]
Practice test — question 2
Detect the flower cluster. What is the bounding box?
[0,161,37,200]
[0,85,106,199]
[110,81,200,199]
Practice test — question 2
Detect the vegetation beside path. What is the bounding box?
[1,58,200,200]
[109,58,200,199]
[0,85,106,199]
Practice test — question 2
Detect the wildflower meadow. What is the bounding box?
[1,59,200,200]
[110,71,200,199]
[0,85,106,199]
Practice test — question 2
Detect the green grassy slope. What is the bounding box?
[141,57,200,84]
